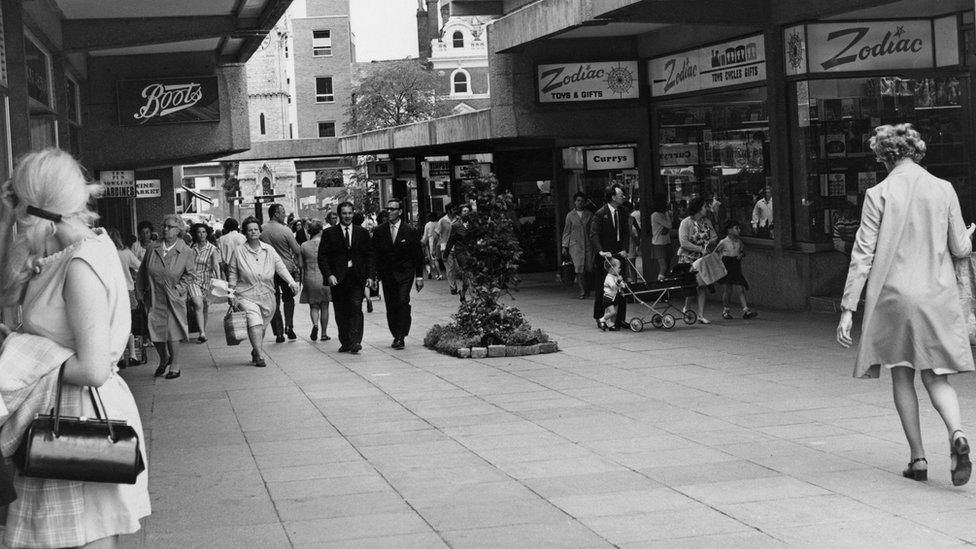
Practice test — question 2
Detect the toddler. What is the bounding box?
[599,257,627,331]
[715,220,757,320]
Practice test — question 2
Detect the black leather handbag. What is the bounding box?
[14,366,145,484]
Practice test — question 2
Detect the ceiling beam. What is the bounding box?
[235,0,294,63]
[604,0,768,27]
[62,16,259,52]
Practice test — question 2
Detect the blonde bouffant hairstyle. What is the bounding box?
[0,148,101,305]
[869,123,926,164]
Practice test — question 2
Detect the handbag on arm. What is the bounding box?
[14,365,145,484]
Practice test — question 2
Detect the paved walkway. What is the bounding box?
[119,275,976,548]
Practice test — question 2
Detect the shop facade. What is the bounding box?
[470,0,976,309]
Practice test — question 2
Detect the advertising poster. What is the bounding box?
[649,35,765,97]
[117,76,220,126]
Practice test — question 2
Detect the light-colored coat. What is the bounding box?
[561,209,593,273]
[137,240,195,342]
[842,161,974,378]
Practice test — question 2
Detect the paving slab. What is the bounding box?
[117,274,976,547]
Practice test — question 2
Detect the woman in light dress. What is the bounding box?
[299,220,331,341]
[227,217,300,367]
[676,197,718,324]
[561,192,593,299]
[837,124,976,485]
[0,148,150,548]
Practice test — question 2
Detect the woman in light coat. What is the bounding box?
[561,192,593,299]
[837,123,976,486]
[137,213,195,379]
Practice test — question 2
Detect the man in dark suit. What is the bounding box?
[318,201,376,354]
[589,184,630,328]
[372,199,425,349]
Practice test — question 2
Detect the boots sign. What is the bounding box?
[537,61,639,103]
[785,16,960,75]
[117,76,220,126]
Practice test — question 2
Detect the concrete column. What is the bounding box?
[764,25,793,251]
[551,147,566,268]
[636,127,656,281]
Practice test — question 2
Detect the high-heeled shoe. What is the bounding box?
[902,457,927,481]
[154,356,172,378]
[951,430,971,486]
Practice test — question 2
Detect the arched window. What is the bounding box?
[452,69,469,95]
[452,31,464,48]
[259,113,266,135]
[262,177,273,196]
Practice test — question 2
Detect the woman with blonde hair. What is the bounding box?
[838,123,976,486]
[137,213,195,379]
[0,148,150,547]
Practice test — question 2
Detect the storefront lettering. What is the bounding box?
[663,57,697,93]
[133,82,203,121]
[592,155,629,163]
[820,26,924,71]
[540,64,606,94]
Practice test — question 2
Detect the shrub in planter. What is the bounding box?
[424,170,556,357]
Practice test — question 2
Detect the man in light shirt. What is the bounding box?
[218,217,246,279]
[751,186,773,238]
[260,204,302,342]
[437,203,459,294]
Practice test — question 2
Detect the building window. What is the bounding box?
[64,75,81,125]
[259,113,266,135]
[315,77,334,103]
[452,69,469,95]
[289,123,293,139]
[24,33,54,109]
[285,45,289,58]
[318,121,336,137]
[452,31,464,48]
[313,30,332,56]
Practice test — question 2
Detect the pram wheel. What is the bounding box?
[629,318,644,333]
[683,310,698,325]
[662,314,676,329]
[651,314,664,329]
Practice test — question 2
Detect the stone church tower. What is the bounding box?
[238,20,298,216]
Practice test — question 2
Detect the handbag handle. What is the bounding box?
[50,364,118,443]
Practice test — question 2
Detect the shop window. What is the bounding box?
[259,113,266,135]
[452,31,464,48]
[655,87,771,239]
[64,75,81,125]
[789,76,973,244]
[315,77,334,103]
[318,121,336,137]
[24,33,54,110]
[452,70,469,95]
[313,30,332,56]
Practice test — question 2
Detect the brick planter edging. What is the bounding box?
[449,341,559,358]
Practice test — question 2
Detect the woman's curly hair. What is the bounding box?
[869,123,926,164]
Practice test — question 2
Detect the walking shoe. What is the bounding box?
[392,338,405,349]
[286,328,297,340]
[951,430,971,486]
[254,357,266,367]
[337,345,350,353]
[722,311,733,320]
[349,344,362,354]
[698,317,712,325]
[275,334,285,343]
[164,370,182,379]
[197,335,208,344]
[743,310,758,319]
[310,326,319,341]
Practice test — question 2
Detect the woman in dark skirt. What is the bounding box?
[715,219,757,320]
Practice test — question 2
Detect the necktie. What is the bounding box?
[345,227,350,248]
[391,223,397,241]
[612,209,619,242]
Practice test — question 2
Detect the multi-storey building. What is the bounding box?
[291,0,357,138]
[418,0,493,113]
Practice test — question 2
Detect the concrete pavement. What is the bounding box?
[119,275,976,548]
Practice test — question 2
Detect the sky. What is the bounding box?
[292,0,420,62]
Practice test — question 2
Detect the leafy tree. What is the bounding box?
[344,60,451,134]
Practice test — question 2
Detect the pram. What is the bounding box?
[615,257,699,332]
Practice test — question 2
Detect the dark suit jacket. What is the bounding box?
[373,221,424,283]
[589,204,630,256]
[318,223,376,285]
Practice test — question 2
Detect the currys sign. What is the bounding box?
[117,76,219,126]
[537,61,639,103]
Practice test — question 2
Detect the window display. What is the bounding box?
[656,87,772,239]
[791,75,973,243]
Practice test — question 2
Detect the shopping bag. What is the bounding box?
[560,260,576,286]
[223,306,248,346]
[954,253,976,346]
[692,253,727,286]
